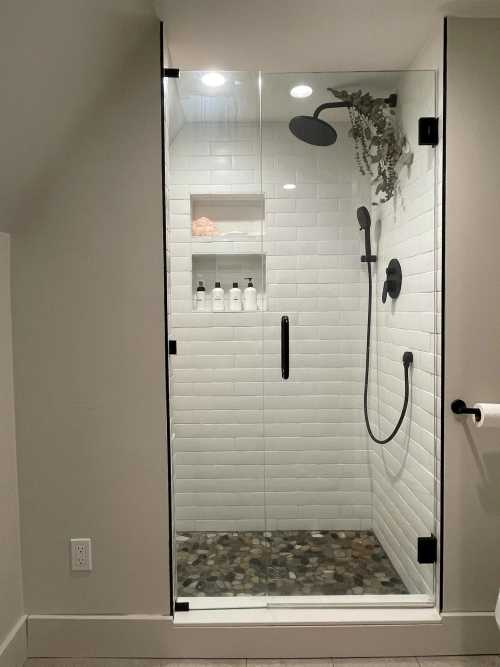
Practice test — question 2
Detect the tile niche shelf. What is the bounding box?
[191,193,266,312]
[190,193,264,254]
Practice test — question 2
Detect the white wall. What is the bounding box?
[0,0,160,231]
[0,233,24,662]
[169,120,373,532]
[11,14,170,614]
[5,11,500,661]
[444,16,500,613]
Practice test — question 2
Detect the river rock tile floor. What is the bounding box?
[176,530,408,597]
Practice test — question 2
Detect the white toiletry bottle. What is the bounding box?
[212,281,225,312]
[229,282,242,311]
[195,280,206,311]
[243,277,257,311]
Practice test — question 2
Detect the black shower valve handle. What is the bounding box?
[382,264,397,304]
[382,281,389,304]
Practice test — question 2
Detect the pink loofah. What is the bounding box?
[192,216,217,236]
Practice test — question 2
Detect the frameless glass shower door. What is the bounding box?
[260,71,437,604]
[165,68,439,610]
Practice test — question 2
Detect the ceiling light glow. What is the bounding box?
[283,183,297,190]
[201,71,226,87]
[290,84,313,99]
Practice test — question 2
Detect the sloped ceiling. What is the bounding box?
[2,0,500,232]
[157,0,500,71]
[0,0,157,231]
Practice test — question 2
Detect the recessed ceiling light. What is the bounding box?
[290,84,313,99]
[283,183,297,190]
[201,72,226,87]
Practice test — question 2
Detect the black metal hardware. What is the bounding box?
[418,117,439,146]
[451,398,481,422]
[163,68,180,78]
[385,93,398,108]
[160,21,175,616]
[418,535,437,564]
[281,315,289,380]
[382,258,402,304]
[361,254,377,263]
[403,351,413,368]
[327,89,398,109]
[174,601,190,612]
[168,340,177,355]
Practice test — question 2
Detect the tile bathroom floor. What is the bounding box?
[25,655,500,666]
[176,529,408,597]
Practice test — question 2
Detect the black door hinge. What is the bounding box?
[168,340,177,355]
[163,68,180,78]
[417,535,437,564]
[175,600,190,612]
[418,117,439,146]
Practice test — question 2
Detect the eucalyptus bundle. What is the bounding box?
[330,88,412,203]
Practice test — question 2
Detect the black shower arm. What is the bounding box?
[313,101,352,118]
[315,92,398,119]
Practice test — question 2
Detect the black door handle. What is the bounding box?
[281,315,289,380]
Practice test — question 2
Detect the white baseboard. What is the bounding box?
[27,611,500,659]
[0,616,27,667]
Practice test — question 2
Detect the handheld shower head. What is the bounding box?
[357,206,371,231]
[356,206,375,262]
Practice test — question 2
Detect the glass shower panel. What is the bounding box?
[260,71,437,603]
[165,71,268,607]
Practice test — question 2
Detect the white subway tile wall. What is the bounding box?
[167,73,438,596]
[368,71,438,595]
[168,120,373,535]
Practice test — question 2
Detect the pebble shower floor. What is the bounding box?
[176,530,408,597]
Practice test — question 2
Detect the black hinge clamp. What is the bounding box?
[175,601,190,612]
[418,118,439,146]
[163,68,180,78]
[417,535,437,564]
[168,340,177,355]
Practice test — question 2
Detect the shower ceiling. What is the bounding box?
[175,71,402,124]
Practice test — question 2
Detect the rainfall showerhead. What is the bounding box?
[289,101,350,147]
[289,92,398,147]
[289,115,338,146]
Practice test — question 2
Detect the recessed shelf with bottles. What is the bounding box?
[190,193,266,312]
[192,254,266,312]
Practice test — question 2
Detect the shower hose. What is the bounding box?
[363,259,412,444]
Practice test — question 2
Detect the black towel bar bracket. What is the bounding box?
[451,399,481,422]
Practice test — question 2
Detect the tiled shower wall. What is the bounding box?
[168,120,373,533]
[369,70,438,594]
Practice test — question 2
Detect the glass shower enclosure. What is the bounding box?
[164,68,439,610]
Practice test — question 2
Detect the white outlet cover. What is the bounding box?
[70,538,92,572]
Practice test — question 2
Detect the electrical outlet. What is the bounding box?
[70,538,92,572]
